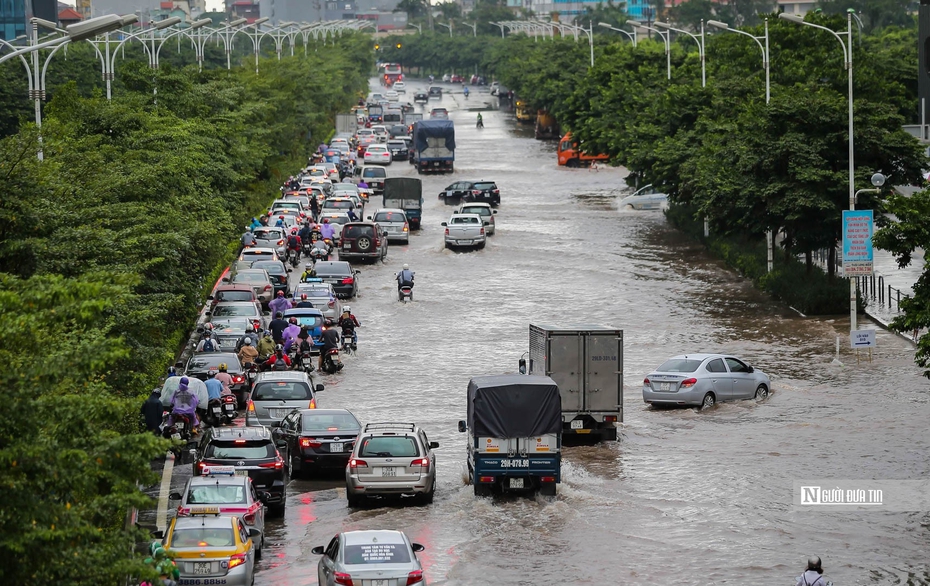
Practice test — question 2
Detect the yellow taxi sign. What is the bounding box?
[189,506,220,515]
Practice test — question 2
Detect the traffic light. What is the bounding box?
[396,43,402,49]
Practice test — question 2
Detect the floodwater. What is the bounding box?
[156,79,930,586]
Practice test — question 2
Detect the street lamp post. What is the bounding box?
[655,20,705,87]
[407,23,422,34]
[437,22,453,37]
[779,11,860,333]
[628,19,670,79]
[490,21,506,38]
[464,22,477,37]
[597,22,637,47]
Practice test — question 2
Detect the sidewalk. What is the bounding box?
[860,248,924,344]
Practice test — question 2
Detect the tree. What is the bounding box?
[395,0,429,19]
[816,0,915,33]
[575,0,628,28]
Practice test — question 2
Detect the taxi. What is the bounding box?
[169,466,267,559]
[158,509,258,586]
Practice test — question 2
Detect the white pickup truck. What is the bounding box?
[441,213,487,250]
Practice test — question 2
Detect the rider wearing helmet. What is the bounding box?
[214,363,233,395]
[301,262,317,282]
[264,344,292,371]
[235,324,255,352]
[283,317,302,352]
[338,306,361,348]
[796,557,827,586]
[238,336,258,367]
[320,217,336,241]
[295,293,315,308]
[396,263,415,291]
[195,323,218,352]
[257,330,275,359]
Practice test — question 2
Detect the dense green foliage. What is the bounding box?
[0,34,371,585]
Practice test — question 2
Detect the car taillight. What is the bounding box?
[232,375,244,383]
[300,438,322,448]
[341,277,354,285]
[403,223,409,232]
[479,228,485,235]
[177,507,190,516]
[243,511,256,524]
[259,455,285,469]
[228,553,247,569]
[248,400,255,412]
[493,189,500,193]
[309,398,317,409]
[444,228,449,236]
[680,378,698,388]
[410,457,429,470]
[328,300,335,308]
[604,415,618,423]
[348,458,369,470]
[197,461,207,474]
[264,285,272,291]
[540,476,556,482]
[334,573,354,586]
[406,570,423,585]
[472,190,480,196]
[643,378,650,385]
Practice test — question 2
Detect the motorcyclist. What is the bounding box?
[463,86,469,97]
[240,228,256,250]
[309,192,320,220]
[142,542,179,586]
[141,389,163,435]
[396,264,415,291]
[238,337,258,367]
[299,222,314,247]
[796,557,828,586]
[476,113,483,128]
[169,377,199,429]
[269,291,292,318]
[204,371,224,424]
[295,293,315,308]
[338,306,360,348]
[249,217,262,230]
[301,262,317,282]
[309,223,323,242]
[320,218,336,241]
[286,230,302,262]
[346,208,360,222]
[268,311,289,345]
[257,331,276,359]
[318,327,340,371]
[235,324,255,352]
[274,214,287,228]
[264,345,292,371]
[214,363,234,395]
[195,324,219,352]
[282,317,302,352]
[258,214,269,227]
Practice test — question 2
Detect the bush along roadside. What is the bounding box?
[0,35,372,586]
[666,203,853,316]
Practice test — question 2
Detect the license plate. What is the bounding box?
[372,581,390,586]
[331,442,344,452]
[270,409,286,418]
[235,470,249,477]
[457,240,473,245]
[176,422,185,430]
[659,382,671,391]
[193,562,211,575]
[171,433,181,441]
[380,467,397,477]
[224,404,235,412]
[509,478,524,489]
[570,420,583,430]
[212,407,222,414]
[343,243,351,250]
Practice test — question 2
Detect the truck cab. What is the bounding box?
[557,132,610,168]
[383,177,424,230]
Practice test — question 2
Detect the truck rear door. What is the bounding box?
[546,334,584,413]
[583,332,622,413]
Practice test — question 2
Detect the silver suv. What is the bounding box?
[246,371,323,427]
[345,423,438,507]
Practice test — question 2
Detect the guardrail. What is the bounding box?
[856,274,909,313]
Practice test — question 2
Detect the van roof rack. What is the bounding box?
[364,422,416,433]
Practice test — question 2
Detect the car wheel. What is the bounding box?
[700,393,716,411]
[347,493,362,508]
[256,539,263,560]
[356,236,372,252]
[539,483,557,497]
[476,242,486,250]
[420,488,435,505]
[754,385,769,401]
[473,483,492,497]
[270,503,285,517]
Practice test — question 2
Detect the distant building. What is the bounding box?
[527,0,654,20]
[58,6,83,25]
[230,0,260,21]
[775,0,814,16]
[1,0,59,41]
[90,0,200,20]
[258,0,402,25]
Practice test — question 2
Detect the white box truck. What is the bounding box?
[525,324,623,441]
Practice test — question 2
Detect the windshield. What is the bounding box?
[285,314,324,329]
[363,168,386,178]
[302,412,360,431]
[322,215,349,225]
[324,201,354,209]
[205,441,275,459]
[295,288,332,298]
[461,207,490,216]
[171,528,236,548]
[211,319,251,332]
[215,290,254,303]
[241,250,274,259]
[450,216,479,225]
[374,212,405,223]
[251,262,285,275]
[252,381,312,401]
[313,263,350,277]
[187,354,239,370]
[254,228,284,240]
[186,484,246,504]
[387,142,405,149]
[343,543,411,565]
[232,272,267,283]
[473,183,496,190]
[656,359,703,373]
[359,436,419,458]
[212,305,258,317]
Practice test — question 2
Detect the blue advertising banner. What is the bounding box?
[842,210,874,276]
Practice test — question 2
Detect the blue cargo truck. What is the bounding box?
[458,375,562,497]
[412,120,455,174]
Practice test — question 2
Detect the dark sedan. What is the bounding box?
[312,261,359,299]
[183,352,248,406]
[414,92,428,103]
[251,260,290,297]
[386,139,409,160]
[274,408,361,477]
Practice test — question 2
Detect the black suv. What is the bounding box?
[414,92,428,103]
[193,426,288,516]
[428,87,442,98]
[338,222,388,263]
[439,181,501,207]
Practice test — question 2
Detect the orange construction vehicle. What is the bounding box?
[557,132,609,167]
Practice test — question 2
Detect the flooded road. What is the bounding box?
[159,80,930,586]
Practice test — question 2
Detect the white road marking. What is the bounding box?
[156,451,175,531]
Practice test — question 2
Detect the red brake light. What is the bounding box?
[348,458,369,469]
[177,507,190,516]
[232,375,244,383]
[472,190,480,195]
[478,476,495,483]
[264,285,272,291]
[406,570,424,585]
[197,461,207,474]
[479,228,485,235]
[259,455,285,469]
[341,277,354,285]
[540,476,556,482]
[228,553,247,569]
[335,572,354,585]
[243,511,256,524]
[277,239,285,246]
[300,438,322,448]
[234,439,247,444]
[604,415,618,423]
[410,457,430,470]
[681,378,698,388]
[643,378,650,385]
[493,189,500,193]
[444,228,449,235]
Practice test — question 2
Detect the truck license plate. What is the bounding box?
[509,478,524,489]
[380,467,397,477]
[659,383,671,391]
[330,442,343,452]
[193,562,211,575]
[570,420,583,429]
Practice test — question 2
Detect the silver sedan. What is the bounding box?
[642,353,771,409]
[312,530,426,586]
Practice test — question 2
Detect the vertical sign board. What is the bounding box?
[842,210,874,276]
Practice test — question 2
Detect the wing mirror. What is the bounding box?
[441,222,448,227]
[457,420,467,433]
[519,357,527,375]
[248,528,261,538]
[151,530,165,539]
[493,210,498,214]
[429,441,439,449]
[168,492,182,501]
[747,366,754,373]
[411,543,425,552]
[311,546,325,555]
[316,384,325,392]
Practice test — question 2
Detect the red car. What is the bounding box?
[209,284,258,310]
[450,74,464,83]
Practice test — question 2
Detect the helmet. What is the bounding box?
[204,323,214,331]
[323,218,330,223]
[291,227,299,234]
[305,263,313,269]
[275,344,284,352]
[279,215,285,219]
[807,557,822,572]
[218,363,227,372]
[289,317,298,324]
[264,330,272,338]
[168,366,177,376]
[301,294,308,301]
[277,291,284,297]
[403,264,409,270]
[244,337,252,345]
[207,370,216,378]
[246,324,254,332]
[343,306,351,313]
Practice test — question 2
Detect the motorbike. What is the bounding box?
[163,411,193,443]
[289,249,301,268]
[205,399,224,427]
[477,118,484,129]
[294,348,316,373]
[398,283,413,302]
[309,240,331,262]
[341,328,357,353]
[221,394,238,424]
[321,347,344,374]
[463,86,469,98]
